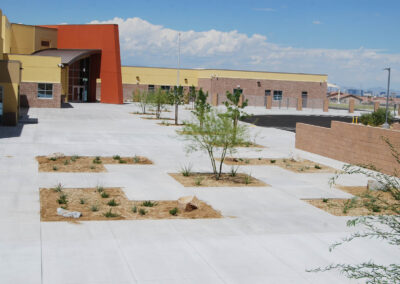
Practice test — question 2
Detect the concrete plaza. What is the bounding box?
[0,103,397,284]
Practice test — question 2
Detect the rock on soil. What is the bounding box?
[57,208,82,219]
[367,179,386,191]
[178,196,201,212]
[47,152,65,159]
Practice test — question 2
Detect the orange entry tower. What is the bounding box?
[42,24,123,104]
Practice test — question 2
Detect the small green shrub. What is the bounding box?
[314,164,322,170]
[113,155,121,160]
[93,156,102,164]
[244,174,252,185]
[132,206,137,213]
[91,205,99,212]
[230,166,238,177]
[101,192,109,198]
[322,198,329,203]
[139,208,146,216]
[180,163,193,177]
[119,159,127,164]
[142,200,157,207]
[270,159,276,164]
[133,155,140,163]
[169,207,178,216]
[71,155,79,162]
[53,166,58,171]
[96,186,104,193]
[64,160,70,165]
[258,157,262,160]
[80,198,85,204]
[49,157,57,161]
[244,159,250,164]
[57,194,68,204]
[90,166,95,170]
[103,209,119,218]
[194,176,204,186]
[53,183,63,192]
[107,199,119,207]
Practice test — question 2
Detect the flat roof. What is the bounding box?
[121,65,327,77]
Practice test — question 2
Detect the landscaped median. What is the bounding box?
[40,186,221,221]
[36,154,152,172]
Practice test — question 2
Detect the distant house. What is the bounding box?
[327,93,363,104]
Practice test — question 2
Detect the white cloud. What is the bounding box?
[89,17,400,88]
[312,20,322,25]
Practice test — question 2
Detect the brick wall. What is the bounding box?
[20,82,61,108]
[295,121,400,175]
[198,77,326,108]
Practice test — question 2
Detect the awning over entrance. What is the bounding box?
[32,49,101,65]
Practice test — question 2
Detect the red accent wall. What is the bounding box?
[41,24,123,104]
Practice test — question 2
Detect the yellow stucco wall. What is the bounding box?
[121,66,327,86]
[2,15,12,54]
[4,54,61,83]
[121,66,199,86]
[34,26,58,52]
[0,60,21,122]
[10,24,35,54]
[0,82,19,116]
[0,10,3,57]
[61,66,69,96]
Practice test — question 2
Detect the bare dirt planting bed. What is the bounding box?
[304,186,399,216]
[140,117,174,121]
[169,173,268,187]
[157,122,185,126]
[222,157,336,173]
[36,156,153,172]
[40,187,221,221]
[130,112,156,115]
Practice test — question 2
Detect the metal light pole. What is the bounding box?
[382,67,391,129]
[177,32,181,87]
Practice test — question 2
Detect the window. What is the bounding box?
[233,88,243,95]
[302,91,308,98]
[160,86,170,91]
[41,40,50,47]
[273,90,283,101]
[148,85,155,92]
[265,90,271,96]
[38,83,53,99]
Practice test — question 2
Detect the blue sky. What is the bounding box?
[2,0,400,89]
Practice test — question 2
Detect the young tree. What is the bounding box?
[224,89,249,143]
[308,137,400,283]
[189,86,196,109]
[182,110,248,180]
[171,86,184,125]
[138,90,152,114]
[192,88,211,129]
[149,88,169,118]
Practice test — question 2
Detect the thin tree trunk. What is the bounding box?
[218,146,228,179]
[175,103,178,125]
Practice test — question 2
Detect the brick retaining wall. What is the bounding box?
[295,121,400,175]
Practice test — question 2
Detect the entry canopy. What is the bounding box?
[32,48,101,65]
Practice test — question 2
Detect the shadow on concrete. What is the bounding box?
[242,115,353,133]
[61,102,74,108]
[0,108,38,138]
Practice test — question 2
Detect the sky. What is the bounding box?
[2,0,400,89]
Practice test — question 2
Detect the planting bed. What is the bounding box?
[140,117,174,121]
[40,187,221,221]
[304,186,399,216]
[223,157,336,173]
[157,122,185,126]
[169,172,268,187]
[36,155,153,172]
[130,112,156,115]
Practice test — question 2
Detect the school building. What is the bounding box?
[0,9,327,125]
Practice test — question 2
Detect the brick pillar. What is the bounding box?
[323,98,329,112]
[373,101,380,112]
[266,96,272,109]
[239,94,243,107]
[349,99,355,113]
[297,97,302,111]
[212,93,218,106]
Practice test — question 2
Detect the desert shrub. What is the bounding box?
[90,205,99,212]
[133,155,140,163]
[191,88,211,129]
[270,160,276,164]
[57,194,68,205]
[180,163,193,177]
[132,206,137,213]
[149,88,169,118]
[142,200,157,207]
[194,176,204,186]
[80,198,85,204]
[93,156,102,164]
[360,108,393,126]
[100,192,109,198]
[139,208,146,216]
[53,183,64,192]
[103,209,119,218]
[53,166,58,171]
[314,164,322,169]
[169,207,179,216]
[113,155,121,160]
[107,199,119,207]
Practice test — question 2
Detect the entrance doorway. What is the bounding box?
[0,86,3,120]
[302,92,308,108]
[72,86,85,102]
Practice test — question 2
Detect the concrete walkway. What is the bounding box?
[0,103,397,284]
